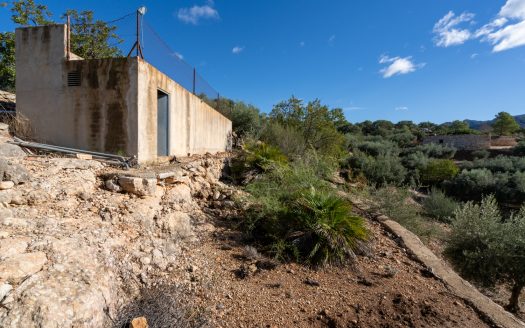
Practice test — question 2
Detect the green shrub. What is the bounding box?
[243,163,368,266]
[244,141,287,171]
[445,195,525,313]
[346,151,406,186]
[443,169,494,201]
[401,151,429,170]
[389,131,416,148]
[260,122,306,158]
[354,140,398,157]
[513,140,525,156]
[289,188,369,265]
[420,159,459,185]
[369,187,443,239]
[471,156,515,173]
[229,141,287,183]
[422,188,459,222]
[472,149,490,160]
[404,143,456,159]
[468,155,525,173]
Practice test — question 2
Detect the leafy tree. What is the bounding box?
[63,9,122,59]
[446,120,475,135]
[11,0,52,25]
[0,32,15,91]
[492,111,519,136]
[0,0,123,90]
[269,97,346,157]
[209,97,263,138]
[446,195,525,313]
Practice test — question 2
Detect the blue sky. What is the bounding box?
[1,0,525,123]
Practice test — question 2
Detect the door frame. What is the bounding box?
[157,88,170,157]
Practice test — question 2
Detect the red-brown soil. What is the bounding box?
[192,216,494,328]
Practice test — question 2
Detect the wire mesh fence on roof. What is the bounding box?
[67,11,221,107]
[141,18,219,102]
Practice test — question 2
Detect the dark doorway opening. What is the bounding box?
[157,90,169,156]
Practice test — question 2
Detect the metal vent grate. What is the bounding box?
[67,71,81,86]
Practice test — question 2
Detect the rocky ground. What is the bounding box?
[0,124,498,327]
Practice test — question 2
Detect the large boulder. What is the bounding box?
[0,159,30,185]
[0,144,26,159]
[157,211,194,239]
[118,176,157,197]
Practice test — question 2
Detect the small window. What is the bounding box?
[67,71,81,86]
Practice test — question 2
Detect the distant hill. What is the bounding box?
[464,114,525,130]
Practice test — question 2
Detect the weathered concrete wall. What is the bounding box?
[137,60,232,163]
[61,58,139,155]
[491,136,517,147]
[16,24,231,164]
[422,135,491,150]
[15,25,139,155]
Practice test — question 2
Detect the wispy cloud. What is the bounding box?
[177,1,219,25]
[433,11,475,47]
[232,46,245,54]
[299,41,305,47]
[470,53,479,59]
[343,106,365,111]
[173,52,184,60]
[435,1,525,52]
[476,0,525,52]
[328,35,336,44]
[379,55,425,78]
[395,106,409,111]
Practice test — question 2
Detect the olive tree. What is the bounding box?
[446,195,525,313]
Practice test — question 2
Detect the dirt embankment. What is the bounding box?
[0,125,501,327]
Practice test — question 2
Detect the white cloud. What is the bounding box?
[232,46,244,54]
[173,52,183,60]
[177,3,219,25]
[500,0,525,19]
[395,106,409,111]
[433,11,475,47]
[476,0,525,52]
[470,53,479,59]
[379,55,425,78]
[328,35,336,43]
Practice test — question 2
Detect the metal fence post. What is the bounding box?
[193,68,196,95]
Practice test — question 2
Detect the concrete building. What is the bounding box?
[15,24,232,163]
[422,134,518,150]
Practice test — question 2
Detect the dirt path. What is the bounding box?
[195,216,494,328]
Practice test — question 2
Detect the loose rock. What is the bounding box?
[0,252,47,283]
[0,181,14,190]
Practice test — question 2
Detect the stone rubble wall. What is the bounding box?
[491,136,518,147]
[422,135,491,150]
